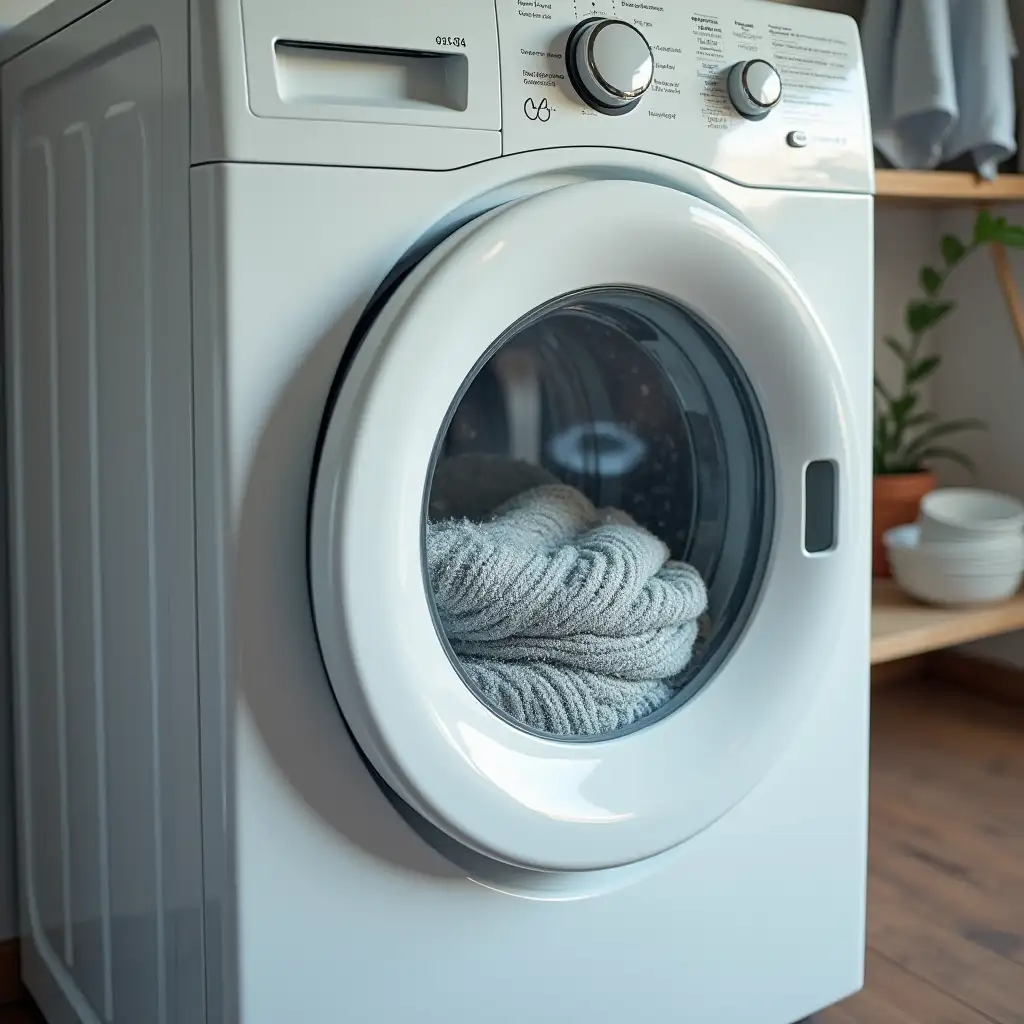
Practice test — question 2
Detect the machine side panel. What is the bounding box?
[1,0,203,1020]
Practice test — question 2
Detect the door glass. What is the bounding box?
[424,287,773,740]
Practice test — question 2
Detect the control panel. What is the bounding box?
[496,0,872,193]
[229,0,871,181]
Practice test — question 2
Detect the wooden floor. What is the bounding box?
[818,676,1024,1023]
[2,676,1023,1023]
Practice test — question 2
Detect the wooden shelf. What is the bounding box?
[871,579,1024,664]
[875,169,1024,207]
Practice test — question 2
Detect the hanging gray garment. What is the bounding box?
[861,0,1017,179]
[425,456,708,736]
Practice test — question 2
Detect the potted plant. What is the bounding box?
[872,210,1024,576]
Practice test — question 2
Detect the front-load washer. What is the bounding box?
[1,0,874,1021]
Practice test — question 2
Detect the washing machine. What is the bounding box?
[1,0,874,1021]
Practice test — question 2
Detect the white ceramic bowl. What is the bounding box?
[919,488,1024,543]
[889,559,1023,605]
[884,524,1024,606]
[907,526,1024,563]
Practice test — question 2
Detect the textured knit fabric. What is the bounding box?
[426,456,708,736]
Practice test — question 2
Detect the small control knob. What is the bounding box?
[566,18,654,115]
[727,59,782,119]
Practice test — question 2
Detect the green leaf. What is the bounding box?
[919,266,943,295]
[904,411,938,429]
[915,446,977,474]
[875,425,889,460]
[906,355,941,384]
[890,393,917,424]
[906,300,955,335]
[884,336,910,362]
[904,417,986,458]
[973,211,998,245]
[874,410,909,466]
[941,234,967,265]
[874,376,895,404]
[994,223,1024,249]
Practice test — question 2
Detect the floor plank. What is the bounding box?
[820,677,1024,1023]
[825,949,995,1023]
[854,950,996,1023]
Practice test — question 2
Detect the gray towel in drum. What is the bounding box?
[426,456,708,737]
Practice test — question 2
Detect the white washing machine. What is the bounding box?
[1,0,874,1021]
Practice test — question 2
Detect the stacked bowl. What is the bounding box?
[884,488,1024,606]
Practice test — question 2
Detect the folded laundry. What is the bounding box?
[459,660,680,738]
[861,0,1018,179]
[426,455,708,736]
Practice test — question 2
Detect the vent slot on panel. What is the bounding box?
[274,42,469,112]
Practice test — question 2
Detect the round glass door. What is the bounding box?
[309,179,860,872]
[425,288,773,739]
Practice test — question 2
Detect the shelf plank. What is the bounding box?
[871,580,1024,664]
[875,169,1024,206]
[876,169,1024,205]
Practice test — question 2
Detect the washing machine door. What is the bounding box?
[309,179,863,873]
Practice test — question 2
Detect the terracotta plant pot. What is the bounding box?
[872,472,937,577]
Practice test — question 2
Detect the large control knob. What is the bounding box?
[566,18,654,115]
[727,59,782,119]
